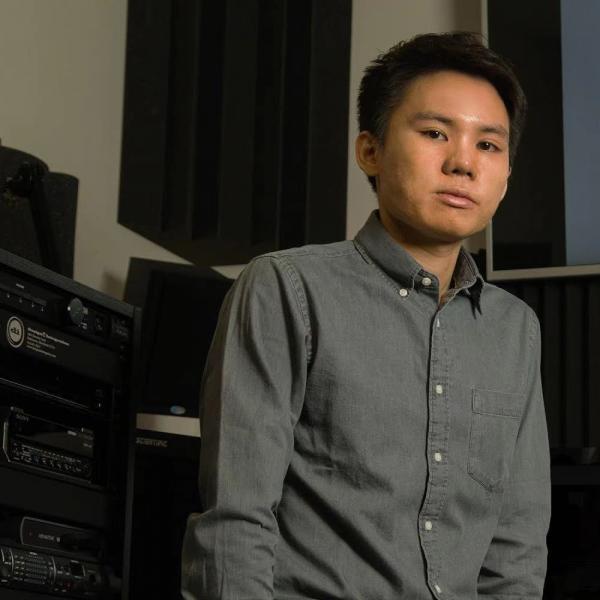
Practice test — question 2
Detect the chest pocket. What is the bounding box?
[468,388,524,492]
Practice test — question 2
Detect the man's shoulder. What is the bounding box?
[481,280,540,330]
[235,240,359,290]
[247,240,359,276]
[481,280,531,309]
[259,240,357,262]
[232,241,358,329]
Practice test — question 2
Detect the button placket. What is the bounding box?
[419,310,451,593]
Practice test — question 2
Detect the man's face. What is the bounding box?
[357,70,511,244]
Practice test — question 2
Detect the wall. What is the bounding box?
[0,0,187,299]
[0,0,483,300]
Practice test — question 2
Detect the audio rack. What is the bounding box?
[0,248,138,599]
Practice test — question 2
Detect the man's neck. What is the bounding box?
[379,211,462,302]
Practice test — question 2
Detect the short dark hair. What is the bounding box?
[357,32,527,192]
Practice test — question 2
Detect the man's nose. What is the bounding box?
[442,141,476,179]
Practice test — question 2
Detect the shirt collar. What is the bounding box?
[354,210,484,314]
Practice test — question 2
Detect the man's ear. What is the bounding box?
[355,131,380,177]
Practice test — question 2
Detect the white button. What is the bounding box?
[422,277,432,287]
[435,384,443,395]
[434,452,442,462]
[399,288,408,297]
[434,583,442,594]
[425,520,433,531]
[436,318,440,328]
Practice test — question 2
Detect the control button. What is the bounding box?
[435,384,443,395]
[94,315,107,334]
[67,297,85,326]
[422,277,432,287]
[434,583,442,594]
[436,318,441,328]
[399,288,409,297]
[424,520,433,531]
[434,452,442,463]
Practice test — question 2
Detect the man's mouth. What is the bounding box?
[435,189,476,208]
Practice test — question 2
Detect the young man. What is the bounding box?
[182,32,551,599]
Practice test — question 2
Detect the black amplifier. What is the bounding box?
[0,545,109,598]
[1,406,95,482]
[1,515,103,560]
[0,270,130,352]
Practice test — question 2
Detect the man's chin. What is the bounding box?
[432,221,487,244]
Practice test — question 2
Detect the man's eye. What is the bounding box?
[478,141,500,152]
[423,130,446,140]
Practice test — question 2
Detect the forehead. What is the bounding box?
[392,70,510,129]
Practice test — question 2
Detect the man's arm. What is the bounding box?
[181,256,310,600]
[478,311,551,598]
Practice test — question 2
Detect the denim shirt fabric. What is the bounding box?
[182,210,551,600]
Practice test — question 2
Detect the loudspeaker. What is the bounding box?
[130,428,201,600]
[124,258,233,418]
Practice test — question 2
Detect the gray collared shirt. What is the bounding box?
[182,211,551,600]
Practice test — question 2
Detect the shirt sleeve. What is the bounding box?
[181,256,310,600]
[477,310,551,598]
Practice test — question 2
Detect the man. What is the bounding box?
[182,32,551,599]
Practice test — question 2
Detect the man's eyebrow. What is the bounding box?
[409,111,509,139]
[410,111,453,126]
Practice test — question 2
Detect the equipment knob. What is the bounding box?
[67,298,85,326]
[0,562,11,579]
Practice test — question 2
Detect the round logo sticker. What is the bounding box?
[6,316,24,348]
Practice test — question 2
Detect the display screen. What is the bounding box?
[10,411,94,458]
[488,0,600,275]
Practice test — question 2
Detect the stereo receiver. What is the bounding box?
[0,406,95,483]
[0,544,108,597]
